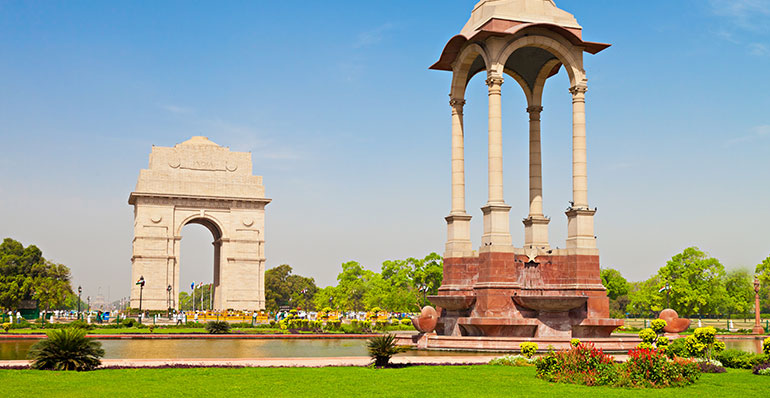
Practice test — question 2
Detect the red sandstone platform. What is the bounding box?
[396,333,642,353]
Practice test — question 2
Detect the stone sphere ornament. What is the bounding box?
[411,306,438,333]
[659,309,691,333]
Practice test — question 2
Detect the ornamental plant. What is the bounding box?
[27,328,105,371]
[684,327,725,360]
[535,342,618,386]
[1,323,10,333]
[570,338,580,347]
[367,333,408,367]
[520,342,538,358]
[618,348,700,388]
[651,319,667,334]
[764,337,770,355]
[489,355,532,366]
[204,321,231,334]
[637,328,668,351]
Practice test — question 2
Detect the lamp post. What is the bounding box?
[167,285,172,318]
[77,286,82,320]
[191,281,196,312]
[136,276,145,322]
[754,276,764,335]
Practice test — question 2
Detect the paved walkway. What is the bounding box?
[0,355,500,369]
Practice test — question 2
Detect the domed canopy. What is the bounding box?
[461,0,581,36]
[431,0,609,71]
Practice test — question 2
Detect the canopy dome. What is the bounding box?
[461,0,581,36]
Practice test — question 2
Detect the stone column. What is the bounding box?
[445,97,472,257]
[570,85,588,208]
[754,277,764,334]
[566,84,596,249]
[481,75,511,247]
[523,105,549,248]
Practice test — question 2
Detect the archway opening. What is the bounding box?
[179,218,222,311]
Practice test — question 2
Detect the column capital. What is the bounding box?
[527,105,543,121]
[569,85,588,101]
[486,75,504,88]
[449,97,466,108]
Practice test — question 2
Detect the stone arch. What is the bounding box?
[129,136,270,311]
[493,30,583,88]
[531,58,563,106]
[502,67,534,105]
[450,42,491,100]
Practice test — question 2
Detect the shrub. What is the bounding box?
[323,320,341,332]
[716,349,768,369]
[651,319,667,333]
[764,337,770,356]
[639,328,657,344]
[667,338,689,358]
[520,342,538,358]
[569,338,580,347]
[204,321,231,334]
[367,334,408,367]
[698,362,726,373]
[535,343,618,386]
[120,318,136,328]
[68,320,92,330]
[2,323,10,333]
[147,325,155,333]
[618,348,700,388]
[489,355,533,366]
[684,327,725,360]
[27,328,105,371]
[399,318,412,326]
[753,362,770,375]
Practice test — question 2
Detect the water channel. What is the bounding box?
[0,337,763,361]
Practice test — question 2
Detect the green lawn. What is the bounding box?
[1,366,767,398]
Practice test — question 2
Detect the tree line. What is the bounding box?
[0,238,80,311]
[264,253,443,312]
[602,247,770,318]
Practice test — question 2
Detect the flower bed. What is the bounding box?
[535,343,700,388]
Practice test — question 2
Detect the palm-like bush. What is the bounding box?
[205,321,231,334]
[367,334,408,367]
[27,328,104,371]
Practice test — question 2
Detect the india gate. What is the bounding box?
[129,136,270,311]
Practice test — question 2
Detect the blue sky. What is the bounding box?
[1,1,769,302]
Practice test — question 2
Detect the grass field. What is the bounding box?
[1,366,768,398]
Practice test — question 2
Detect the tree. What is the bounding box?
[0,238,74,311]
[601,268,629,318]
[756,255,770,312]
[601,269,629,300]
[656,247,727,317]
[720,269,754,318]
[264,264,317,311]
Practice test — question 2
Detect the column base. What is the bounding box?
[481,203,512,247]
[445,213,473,257]
[523,215,550,249]
[566,207,596,249]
